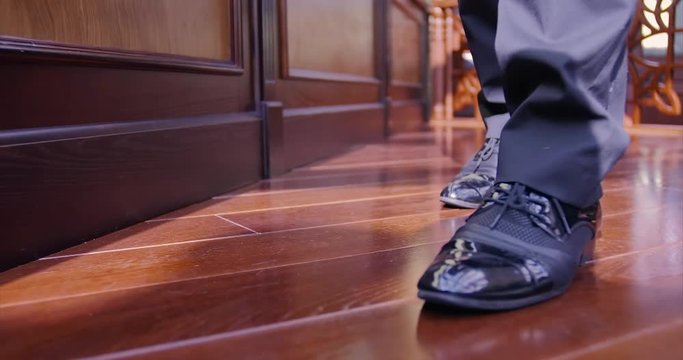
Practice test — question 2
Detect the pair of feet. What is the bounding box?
[418,139,600,310]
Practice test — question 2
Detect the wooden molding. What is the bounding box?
[0,112,262,271]
[261,0,281,81]
[265,79,381,108]
[277,0,290,79]
[0,0,244,75]
[287,68,381,84]
[0,112,259,147]
[283,102,384,117]
[261,101,286,178]
[391,79,422,88]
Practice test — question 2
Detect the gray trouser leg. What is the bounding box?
[492,0,635,208]
[459,0,510,139]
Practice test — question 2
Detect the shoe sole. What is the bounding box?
[418,245,597,311]
[440,196,481,209]
[418,286,569,311]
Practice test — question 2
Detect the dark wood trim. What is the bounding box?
[0,112,259,147]
[277,0,290,78]
[0,60,254,130]
[265,79,381,108]
[0,113,263,271]
[0,0,244,75]
[261,101,286,178]
[391,79,422,88]
[260,0,280,81]
[420,9,431,121]
[283,102,384,117]
[251,0,263,115]
[287,68,381,84]
[377,0,391,138]
[230,0,245,69]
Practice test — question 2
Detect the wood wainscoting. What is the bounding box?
[0,0,258,271]
[260,0,429,176]
[388,0,429,133]
[0,0,429,270]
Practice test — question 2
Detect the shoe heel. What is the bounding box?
[579,230,599,266]
[580,203,602,266]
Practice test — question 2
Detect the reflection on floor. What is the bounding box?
[1,127,682,359]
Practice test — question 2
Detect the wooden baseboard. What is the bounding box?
[278,103,385,171]
[389,99,426,133]
[0,113,262,270]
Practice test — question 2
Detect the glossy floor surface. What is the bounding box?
[1,128,682,359]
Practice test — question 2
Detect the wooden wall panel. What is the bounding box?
[0,0,232,60]
[388,0,427,133]
[285,0,376,79]
[0,0,430,271]
[259,0,388,174]
[0,61,253,130]
[0,0,259,270]
[390,0,421,85]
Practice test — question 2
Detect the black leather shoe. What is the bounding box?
[418,182,601,310]
[440,138,499,209]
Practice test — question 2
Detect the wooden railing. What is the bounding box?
[628,0,682,125]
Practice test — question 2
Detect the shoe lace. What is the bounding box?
[451,173,494,199]
[486,183,571,240]
[473,137,499,172]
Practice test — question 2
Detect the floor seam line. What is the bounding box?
[215,215,260,234]
[40,210,467,260]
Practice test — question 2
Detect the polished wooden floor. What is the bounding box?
[1,127,682,359]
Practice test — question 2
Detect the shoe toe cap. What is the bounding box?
[418,245,552,300]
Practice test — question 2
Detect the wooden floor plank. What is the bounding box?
[300,143,448,167]
[1,129,681,359]
[42,156,680,258]
[224,193,463,233]
[3,154,680,304]
[49,192,465,258]
[0,243,445,358]
[282,157,457,179]
[2,185,679,307]
[225,166,457,196]
[3,244,676,360]
[56,173,680,258]
[103,245,683,360]
[0,212,463,306]
[154,179,449,220]
[43,216,253,258]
